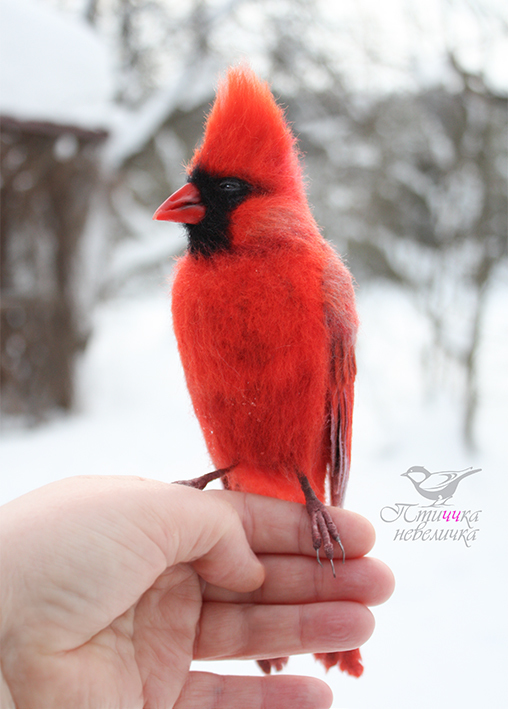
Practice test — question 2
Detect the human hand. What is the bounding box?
[0,476,393,709]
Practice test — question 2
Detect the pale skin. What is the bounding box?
[0,476,394,709]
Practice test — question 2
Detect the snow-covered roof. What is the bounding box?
[0,0,113,129]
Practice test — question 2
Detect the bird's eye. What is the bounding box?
[219,179,242,192]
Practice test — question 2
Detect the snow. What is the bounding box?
[0,0,216,162]
[1,273,506,708]
[0,0,113,128]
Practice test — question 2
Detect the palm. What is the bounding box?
[26,564,201,708]
[53,565,203,707]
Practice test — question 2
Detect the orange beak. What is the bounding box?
[153,183,206,224]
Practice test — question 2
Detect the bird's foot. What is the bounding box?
[298,473,345,578]
[257,657,289,674]
[173,466,233,490]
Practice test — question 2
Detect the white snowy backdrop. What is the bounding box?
[1,0,507,707]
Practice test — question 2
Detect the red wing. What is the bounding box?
[328,338,356,507]
[322,252,358,508]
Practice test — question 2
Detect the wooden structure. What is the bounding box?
[1,116,107,419]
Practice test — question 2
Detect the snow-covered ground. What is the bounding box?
[1,272,506,708]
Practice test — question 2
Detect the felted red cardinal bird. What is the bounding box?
[154,66,362,678]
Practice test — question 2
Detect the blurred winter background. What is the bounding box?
[0,0,507,706]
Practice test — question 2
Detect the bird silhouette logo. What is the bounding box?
[401,466,481,506]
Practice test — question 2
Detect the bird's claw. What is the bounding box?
[335,533,346,565]
[299,474,345,576]
[173,477,210,490]
[329,555,336,578]
[172,466,234,491]
[317,547,338,577]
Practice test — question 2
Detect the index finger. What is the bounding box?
[204,489,375,560]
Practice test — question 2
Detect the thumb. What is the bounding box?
[144,481,266,593]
